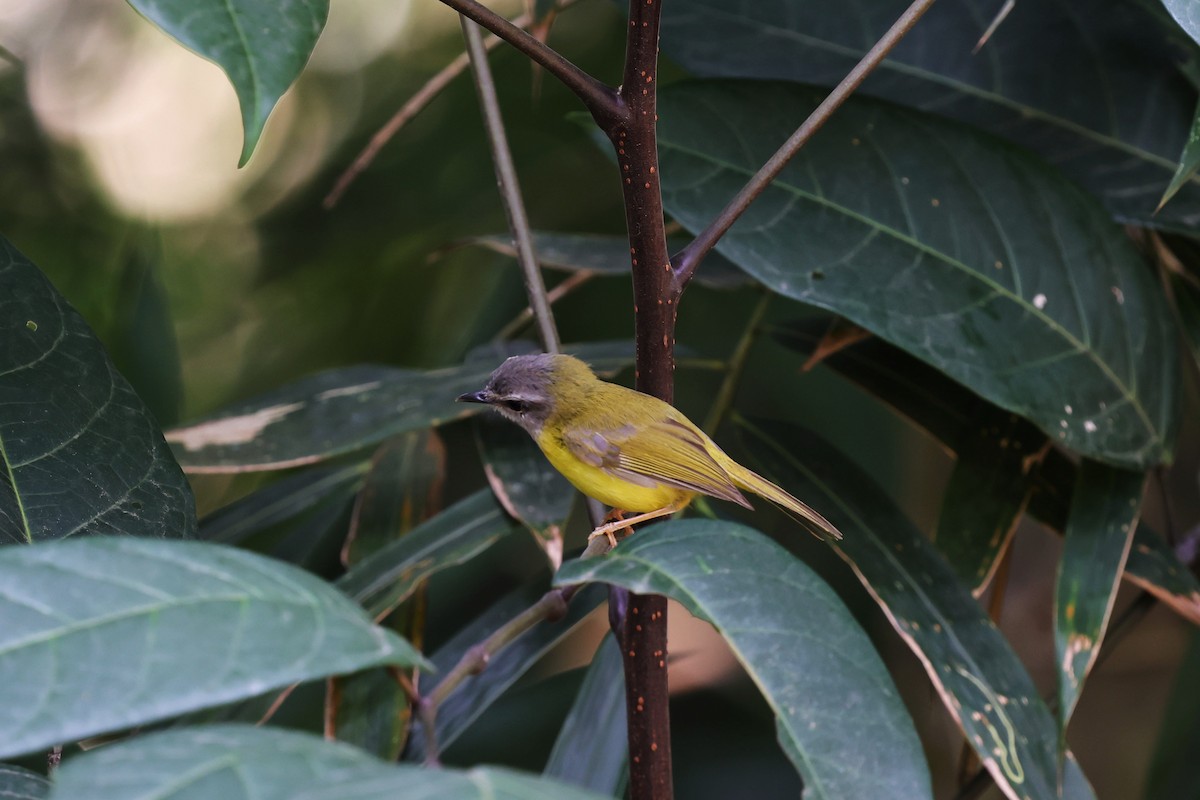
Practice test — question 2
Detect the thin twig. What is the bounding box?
[670,0,940,290]
[323,22,520,209]
[461,17,561,353]
[492,270,595,342]
[702,292,771,435]
[437,0,621,124]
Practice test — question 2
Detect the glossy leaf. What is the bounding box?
[126,0,328,166]
[775,320,1200,624]
[477,414,573,569]
[0,236,196,544]
[658,80,1178,468]
[1054,460,1144,746]
[544,634,628,795]
[936,410,1047,595]
[337,489,518,618]
[342,430,446,565]
[47,724,613,800]
[1123,526,1200,625]
[166,342,632,473]
[1161,101,1200,211]
[0,765,49,800]
[467,231,751,289]
[0,537,425,759]
[740,418,1094,800]
[1163,0,1200,48]
[199,462,367,545]
[407,582,607,761]
[660,0,1200,230]
[556,520,932,800]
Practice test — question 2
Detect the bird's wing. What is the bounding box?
[562,417,751,508]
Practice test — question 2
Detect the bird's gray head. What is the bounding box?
[456,353,558,435]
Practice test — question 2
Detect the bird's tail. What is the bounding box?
[724,461,842,541]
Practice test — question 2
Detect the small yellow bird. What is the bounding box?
[458,353,841,546]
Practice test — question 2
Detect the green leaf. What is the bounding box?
[556,520,932,800]
[544,634,628,796]
[477,414,573,569]
[165,342,632,473]
[1160,100,1200,211]
[0,236,196,544]
[936,410,1047,594]
[1145,630,1200,799]
[658,80,1179,469]
[407,581,607,761]
[0,537,425,759]
[47,724,614,800]
[126,0,328,166]
[1053,460,1144,748]
[0,765,49,800]
[343,430,446,565]
[660,0,1200,231]
[1163,0,1200,48]
[466,232,752,289]
[199,462,367,545]
[775,320,1200,625]
[336,489,518,618]
[739,418,1094,800]
[1165,262,1200,369]
[1124,525,1200,625]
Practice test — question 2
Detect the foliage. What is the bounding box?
[1,0,1198,798]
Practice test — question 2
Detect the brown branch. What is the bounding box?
[436,0,621,124]
[603,0,674,796]
[670,0,939,290]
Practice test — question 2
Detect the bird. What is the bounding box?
[457,353,841,547]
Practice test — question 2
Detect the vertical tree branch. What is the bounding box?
[460,17,561,353]
[603,0,674,796]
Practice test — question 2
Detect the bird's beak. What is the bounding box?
[457,390,491,404]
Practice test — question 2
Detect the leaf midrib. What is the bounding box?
[658,131,1157,442]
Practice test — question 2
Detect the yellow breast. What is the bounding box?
[535,429,692,513]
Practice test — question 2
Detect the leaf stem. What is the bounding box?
[670,0,939,289]
[460,17,561,354]
[436,0,622,125]
[702,291,770,435]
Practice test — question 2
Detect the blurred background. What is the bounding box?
[1,1,1196,797]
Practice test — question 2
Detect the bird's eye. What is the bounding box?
[503,399,529,413]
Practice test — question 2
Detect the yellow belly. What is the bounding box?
[535,430,692,512]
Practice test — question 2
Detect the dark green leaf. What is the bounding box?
[343,430,446,565]
[199,462,367,545]
[166,342,632,473]
[1145,630,1200,799]
[0,537,425,759]
[47,724,613,800]
[1054,461,1144,746]
[658,81,1179,468]
[1165,263,1200,369]
[556,520,932,800]
[740,418,1093,800]
[660,0,1200,231]
[0,236,196,544]
[336,490,518,618]
[0,765,49,800]
[1160,100,1200,211]
[407,581,607,761]
[1124,526,1200,625]
[544,634,628,795]
[936,410,1047,594]
[328,666,412,763]
[126,0,328,166]
[477,414,573,569]
[466,232,751,289]
[775,320,1200,625]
